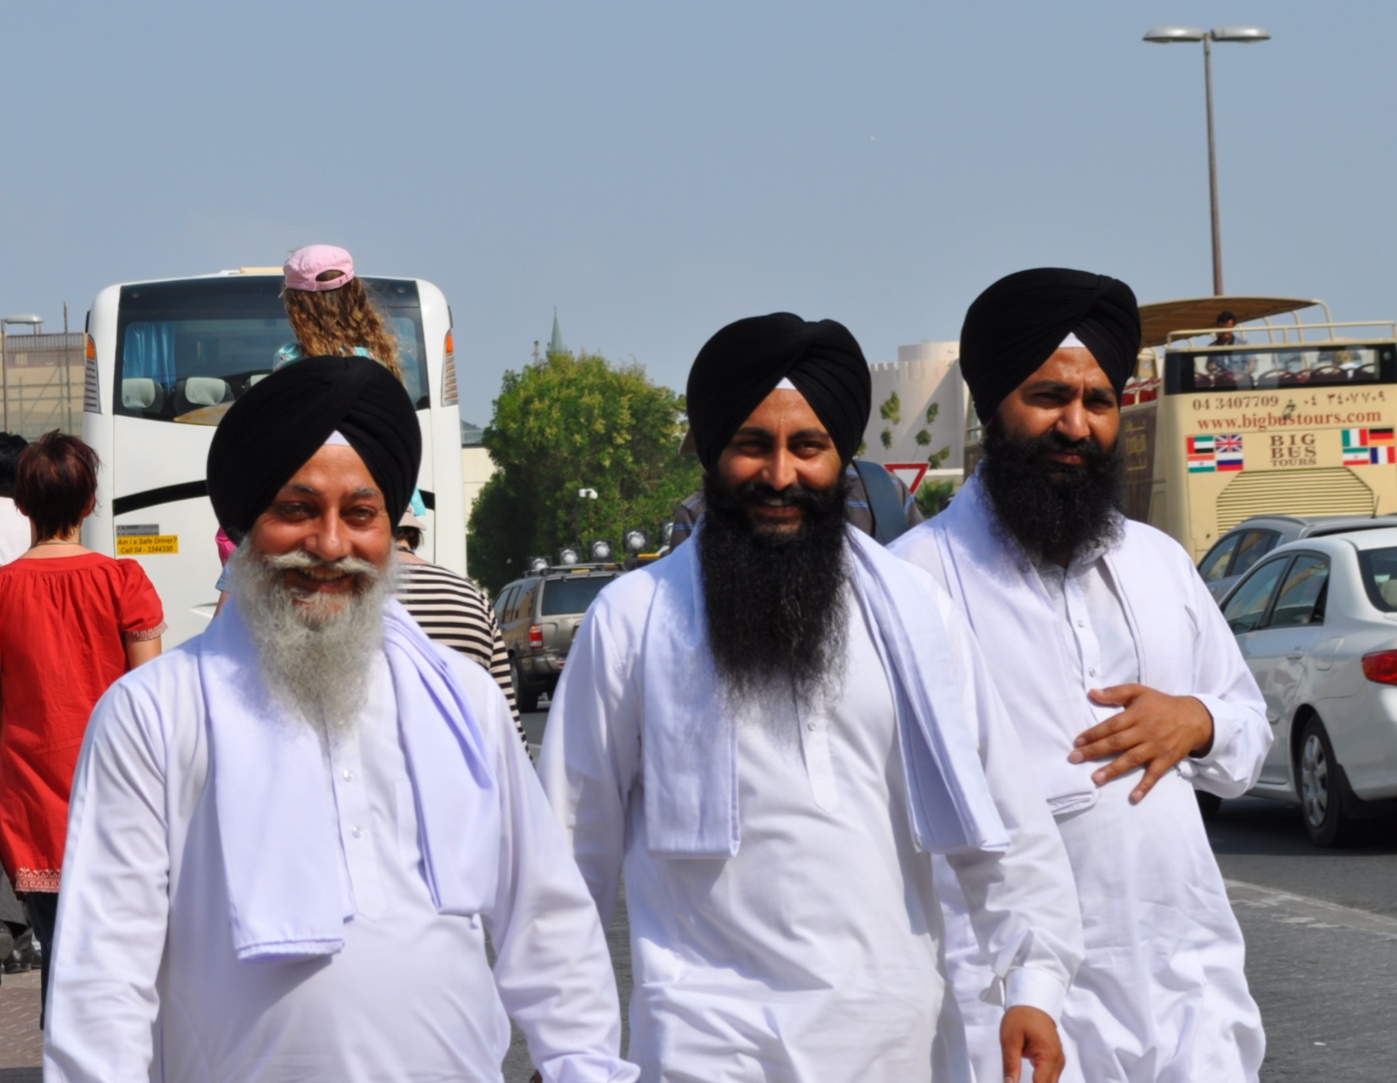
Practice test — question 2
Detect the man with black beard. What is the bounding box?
[892,268,1272,1083]
[45,357,636,1083]
[541,313,1084,1083]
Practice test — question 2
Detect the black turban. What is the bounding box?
[959,268,1141,422]
[685,313,871,470]
[207,355,422,538]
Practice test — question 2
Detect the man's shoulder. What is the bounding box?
[1115,518,1194,569]
[88,639,207,749]
[114,637,204,694]
[586,563,664,632]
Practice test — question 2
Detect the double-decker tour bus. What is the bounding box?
[81,269,466,646]
[1120,297,1397,560]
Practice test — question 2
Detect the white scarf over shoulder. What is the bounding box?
[200,598,500,962]
[640,523,1009,858]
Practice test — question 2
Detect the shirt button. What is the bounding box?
[806,722,816,732]
[1088,667,1097,677]
[1076,619,1085,628]
[342,769,353,781]
[351,826,362,839]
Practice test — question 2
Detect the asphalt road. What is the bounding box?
[514,706,1397,1082]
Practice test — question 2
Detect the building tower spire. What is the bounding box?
[549,308,566,356]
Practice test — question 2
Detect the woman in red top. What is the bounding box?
[0,431,164,1024]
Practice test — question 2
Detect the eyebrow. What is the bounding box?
[731,426,833,441]
[1023,380,1116,401]
[277,483,382,499]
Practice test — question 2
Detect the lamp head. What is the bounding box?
[1143,25,1206,43]
[1211,26,1271,43]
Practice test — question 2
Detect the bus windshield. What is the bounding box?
[113,276,429,425]
[1171,343,1397,392]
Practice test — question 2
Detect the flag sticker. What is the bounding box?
[1188,433,1244,472]
[1344,428,1397,466]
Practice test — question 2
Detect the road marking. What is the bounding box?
[1225,878,1397,940]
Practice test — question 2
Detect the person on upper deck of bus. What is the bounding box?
[0,432,165,1027]
[1205,310,1256,379]
[214,245,425,600]
[891,268,1271,1083]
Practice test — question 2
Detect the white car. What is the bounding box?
[1219,526,1397,846]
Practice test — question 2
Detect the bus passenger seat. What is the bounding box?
[121,378,164,413]
[173,377,233,413]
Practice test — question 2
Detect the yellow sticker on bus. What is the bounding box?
[117,535,179,556]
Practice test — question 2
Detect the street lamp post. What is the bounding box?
[1144,25,1271,296]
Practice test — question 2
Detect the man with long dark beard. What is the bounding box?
[541,313,1084,1083]
[44,357,636,1083]
[892,268,1272,1083]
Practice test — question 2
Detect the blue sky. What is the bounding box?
[4,2,1392,420]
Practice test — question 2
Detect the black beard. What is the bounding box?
[979,417,1124,564]
[698,470,850,708]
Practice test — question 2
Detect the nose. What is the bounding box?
[305,511,354,563]
[760,446,800,492]
[1055,398,1091,443]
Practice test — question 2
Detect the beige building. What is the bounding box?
[863,341,967,488]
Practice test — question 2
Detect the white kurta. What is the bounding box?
[0,497,30,565]
[45,643,636,1083]
[540,567,1083,1082]
[893,480,1270,1083]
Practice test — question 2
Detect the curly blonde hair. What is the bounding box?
[283,277,401,381]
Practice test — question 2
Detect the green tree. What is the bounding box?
[467,348,701,595]
[914,479,956,518]
[879,391,901,424]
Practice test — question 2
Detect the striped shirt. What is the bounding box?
[394,559,527,748]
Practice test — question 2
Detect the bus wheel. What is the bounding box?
[1297,716,1355,848]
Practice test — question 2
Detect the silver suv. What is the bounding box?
[492,566,621,711]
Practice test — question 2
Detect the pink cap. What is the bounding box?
[283,244,355,292]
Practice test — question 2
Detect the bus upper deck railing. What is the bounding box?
[1166,319,1397,348]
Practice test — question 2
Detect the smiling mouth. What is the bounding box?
[286,567,355,593]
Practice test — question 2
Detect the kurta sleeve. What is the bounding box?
[1177,552,1273,796]
[116,559,166,641]
[44,678,172,1083]
[937,592,1085,1022]
[471,661,637,1083]
[537,593,643,926]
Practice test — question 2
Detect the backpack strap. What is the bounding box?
[853,459,910,546]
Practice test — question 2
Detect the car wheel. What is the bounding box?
[1296,715,1355,848]
[512,658,539,714]
[1196,791,1223,821]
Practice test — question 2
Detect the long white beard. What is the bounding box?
[227,543,397,732]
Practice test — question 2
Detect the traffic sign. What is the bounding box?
[883,462,929,494]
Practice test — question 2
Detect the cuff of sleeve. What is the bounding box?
[1187,693,1236,768]
[1004,967,1069,1023]
[124,621,167,643]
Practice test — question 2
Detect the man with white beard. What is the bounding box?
[541,313,1083,1083]
[44,356,636,1083]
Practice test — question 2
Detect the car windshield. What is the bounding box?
[541,575,613,616]
[1358,546,1397,612]
[113,276,428,425]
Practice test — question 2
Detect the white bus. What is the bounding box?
[81,269,466,646]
